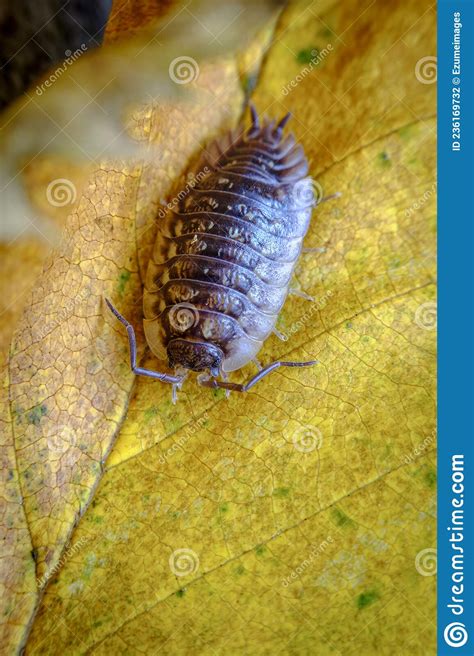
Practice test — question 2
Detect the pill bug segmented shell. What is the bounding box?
[106,105,320,396]
[144,106,315,370]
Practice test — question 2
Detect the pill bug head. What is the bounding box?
[166,339,224,375]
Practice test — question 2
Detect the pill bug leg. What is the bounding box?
[105,298,183,384]
[272,327,287,341]
[318,191,342,205]
[221,371,231,399]
[251,358,263,371]
[301,192,341,254]
[198,360,317,393]
[302,247,326,254]
[171,383,179,404]
[289,288,315,302]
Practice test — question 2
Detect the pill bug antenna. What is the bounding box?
[274,112,292,137]
[198,359,317,393]
[105,298,184,384]
[249,102,259,130]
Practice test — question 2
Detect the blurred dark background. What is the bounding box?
[0,0,112,110]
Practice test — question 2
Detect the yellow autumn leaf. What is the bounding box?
[1,0,436,654]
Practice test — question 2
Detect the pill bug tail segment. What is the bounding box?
[198,359,318,393]
[104,298,184,384]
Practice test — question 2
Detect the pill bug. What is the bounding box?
[106,104,328,400]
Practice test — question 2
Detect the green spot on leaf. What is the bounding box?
[176,588,186,598]
[318,26,334,38]
[82,554,97,581]
[296,47,318,64]
[389,257,401,269]
[357,590,380,609]
[273,487,291,498]
[425,467,436,488]
[332,508,354,528]
[255,545,266,556]
[27,404,47,426]
[117,270,131,296]
[144,406,160,422]
[377,151,391,167]
[398,124,415,140]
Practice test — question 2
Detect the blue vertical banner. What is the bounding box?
[438,0,474,654]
